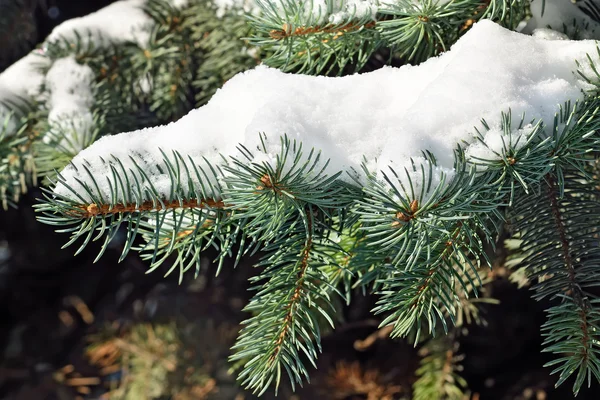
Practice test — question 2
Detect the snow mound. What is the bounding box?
[54,21,599,203]
[44,57,96,152]
[0,0,152,137]
[0,54,49,133]
[46,0,152,48]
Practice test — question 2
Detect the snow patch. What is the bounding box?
[0,0,153,137]
[209,0,260,17]
[0,53,49,133]
[46,0,152,48]
[269,0,378,26]
[54,21,599,203]
[465,124,536,163]
[526,0,600,39]
[532,28,569,41]
[44,57,96,152]
[328,0,379,25]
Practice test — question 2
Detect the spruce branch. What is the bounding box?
[35,148,233,271]
[36,93,600,393]
[0,0,260,207]
[0,103,41,208]
[411,256,494,399]
[249,0,381,74]
[35,94,600,394]
[372,216,489,342]
[512,171,600,395]
[191,1,263,105]
[250,0,529,75]
[413,337,468,400]
[356,151,500,341]
[231,208,345,395]
[467,111,552,203]
[31,21,600,396]
[378,0,527,63]
[223,134,356,244]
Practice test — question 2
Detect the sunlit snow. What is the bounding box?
[54,21,598,203]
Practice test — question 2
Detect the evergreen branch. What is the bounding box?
[249,0,381,74]
[142,0,198,120]
[36,92,600,393]
[378,0,527,63]
[413,337,468,400]
[28,18,600,396]
[267,215,313,363]
[466,110,554,203]
[223,134,356,244]
[34,132,356,392]
[542,298,600,394]
[378,0,473,62]
[136,206,243,280]
[0,104,41,208]
[356,151,498,341]
[512,171,600,395]
[231,209,343,395]
[411,249,494,399]
[0,0,259,206]
[249,0,529,74]
[356,100,594,344]
[373,217,489,341]
[191,1,261,105]
[268,20,377,41]
[335,221,386,294]
[35,133,355,278]
[35,148,233,270]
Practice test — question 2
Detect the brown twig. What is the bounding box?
[268,210,314,364]
[69,197,225,218]
[269,21,377,40]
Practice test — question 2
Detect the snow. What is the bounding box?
[0,53,49,133]
[0,0,257,139]
[268,0,378,26]
[525,0,600,39]
[326,0,379,25]
[53,20,599,203]
[44,57,96,152]
[532,28,569,41]
[0,54,47,100]
[465,124,536,163]
[0,0,152,138]
[7,0,153,144]
[212,0,259,17]
[171,0,191,8]
[46,0,152,48]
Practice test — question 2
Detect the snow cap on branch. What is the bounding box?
[43,57,96,151]
[0,53,49,133]
[0,0,153,135]
[46,0,152,48]
[210,0,260,17]
[54,21,598,202]
[268,0,379,25]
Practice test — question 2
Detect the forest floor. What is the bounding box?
[0,192,599,400]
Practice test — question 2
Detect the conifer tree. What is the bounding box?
[3,0,600,397]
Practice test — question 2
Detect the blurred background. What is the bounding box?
[1,1,600,399]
